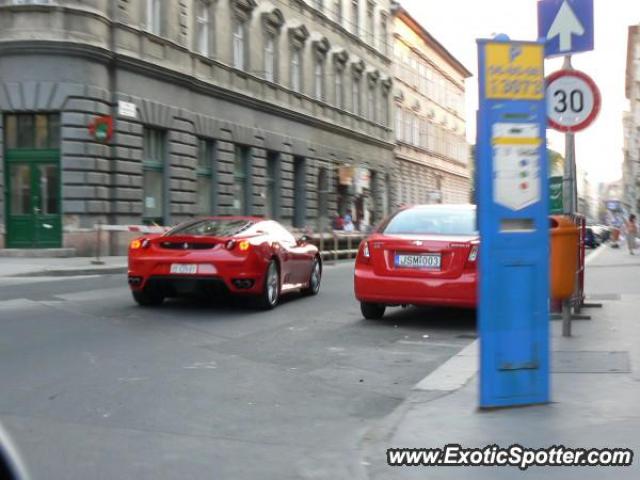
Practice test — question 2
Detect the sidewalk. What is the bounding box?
[0,256,127,278]
[363,244,640,479]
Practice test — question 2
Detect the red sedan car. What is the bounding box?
[128,217,321,309]
[354,204,478,319]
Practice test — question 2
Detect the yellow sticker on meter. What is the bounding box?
[485,43,544,100]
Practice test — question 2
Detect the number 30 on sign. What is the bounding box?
[546,69,601,133]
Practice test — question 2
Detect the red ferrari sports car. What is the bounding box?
[128,217,321,309]
[354,204,478,319]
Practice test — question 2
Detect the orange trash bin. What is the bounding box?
[550,215,579,300]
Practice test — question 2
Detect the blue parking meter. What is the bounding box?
[476,38,550,407]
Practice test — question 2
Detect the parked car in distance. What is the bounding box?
[354,204,478,319]
[128,217,321,309]
[584,227,600,249]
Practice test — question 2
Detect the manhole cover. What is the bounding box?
[552,351,630,373]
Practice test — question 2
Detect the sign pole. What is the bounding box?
[561,54,575,337]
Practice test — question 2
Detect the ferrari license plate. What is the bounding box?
[170,263,198,274]
[395,253,441,269]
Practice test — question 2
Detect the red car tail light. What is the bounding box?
[225,239,250,252]
[357,241,371,264]
[464,244,479,269]
[468,245,478,262]
[130,238,151,250]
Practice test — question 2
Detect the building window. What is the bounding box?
[264,35,276,82]
[4,113,59,150]
[146,0,162,35]
[195,0,211,56]
[143,128,165,224]
[317,167,329,228]
[413,115,420,146]
[351,0,359,36]
[293,156,306,228]
[352,76,361,115]
[196,139,216,215]
[366,1,374,44]
[335,68,344,108]
[395,108,403,141]
[233,21,246,70]
[381,94,389,126]
[367,87,376,122]
[291,47,302,93]
[379,13,387,55]
[314,58,325,101]
[334,0,343,25]
[403,111,412,144]
[233,146,251,215]
[265,151,280,219]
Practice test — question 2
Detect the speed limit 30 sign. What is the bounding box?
[546,69,601,132]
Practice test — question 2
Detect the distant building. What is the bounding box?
[390,2,471,207]
[577,168,598,222]
[623,24,640,217]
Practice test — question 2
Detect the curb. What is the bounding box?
[9,267,127,278]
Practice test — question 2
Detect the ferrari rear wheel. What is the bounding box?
[360,302,386,320]
[303,257,321,295]
[257,260,280,310]
[132,288,164,307]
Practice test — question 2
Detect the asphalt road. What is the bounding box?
[0,261,476,480]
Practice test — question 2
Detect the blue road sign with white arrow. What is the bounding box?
[538,0,594,57]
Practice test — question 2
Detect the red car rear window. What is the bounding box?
[165,219,254,237]
[383,207,477,236]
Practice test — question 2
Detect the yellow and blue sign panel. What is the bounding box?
[476,39,550,408]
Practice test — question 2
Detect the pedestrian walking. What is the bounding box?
[624,214,638,254]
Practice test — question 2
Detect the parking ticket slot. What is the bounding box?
[477,39,550,407]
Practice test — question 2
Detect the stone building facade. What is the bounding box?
[624,24,640,217]
[390,3,471,206]
[0,0,394,253]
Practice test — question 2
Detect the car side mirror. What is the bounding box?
[297,234,309,245]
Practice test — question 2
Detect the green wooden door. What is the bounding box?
[4,113,61,248]
[5,150,61,248]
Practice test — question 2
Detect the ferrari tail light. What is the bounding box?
[225,239,250,251]
[130,238,151,250]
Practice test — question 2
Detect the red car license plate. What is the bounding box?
[395,253,441,269]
